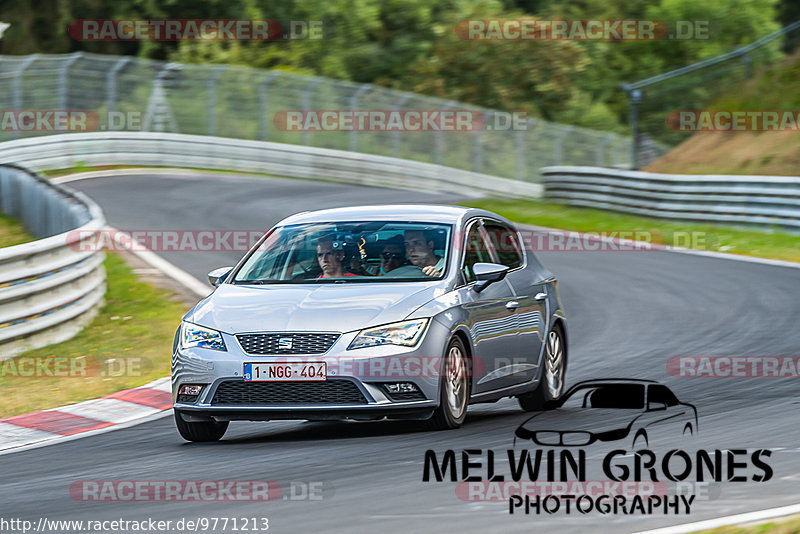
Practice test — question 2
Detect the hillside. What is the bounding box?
[646,52,800,176]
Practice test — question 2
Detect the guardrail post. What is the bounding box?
[258,72,280,141]
[207,66,227,137]
[106,56,131,117]
[391,93,412,158]
[348,85,370,152]
[435,101,454,165]
[301,78,322,146]
[11,55,38,139]
[553,126,573,165]
[621,83,643,170]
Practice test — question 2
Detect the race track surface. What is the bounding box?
[3,172,799,533]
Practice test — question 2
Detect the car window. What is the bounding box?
[482,221,523,269]
[560,384,646,409]
[462,222,494,283]
[648,385,679,406]
[232,221,452,283]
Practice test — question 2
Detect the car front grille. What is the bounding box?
[211,380,368,405]
[235,333,340,355]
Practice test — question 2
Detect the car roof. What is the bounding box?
[276,204,512,226]
[566,378,659,390]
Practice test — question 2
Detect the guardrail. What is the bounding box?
[542,166,800,229]
[0,164,106,359]
[0,132,544,198]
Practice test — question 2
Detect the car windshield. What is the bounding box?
[232,221,453,283]
[560,384,646,410]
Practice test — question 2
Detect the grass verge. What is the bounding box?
[0,252,188,418]
[464,199,800,263]
[695,515,800,533]
[0,213,34,247]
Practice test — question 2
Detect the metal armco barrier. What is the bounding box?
[543,166,800,229]
[0,132,544,198]
[0,164,106,359]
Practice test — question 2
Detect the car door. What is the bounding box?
[639,384,693,444]
[482,220,546,386]
[458,219,521,394]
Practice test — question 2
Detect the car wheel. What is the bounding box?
[518,324,566,412]
[425,337,470,430]
[683,423,693,436]
[174,410,229,442]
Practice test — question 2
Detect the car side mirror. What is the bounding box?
[647,400,668,411]
[207,267,233,287]
[472,262,509,293]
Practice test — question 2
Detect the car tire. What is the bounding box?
[518,323,566,412]
[425,336,470,430]
[174,410,229,442]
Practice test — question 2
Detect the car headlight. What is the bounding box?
[180,322,227,351]
[348,319,429,350]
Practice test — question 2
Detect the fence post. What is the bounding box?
[391,93,412,158]
[348,85,370,152]
[106,56,132,117]
[11,55,38,139]
[738,47,753,78]
[621,83,642,170]
[473,110,491,173]
[553,126,573,165]
[258,72,280,141]
[596,133,615,167]
[57,52,82,111]
[435,101,454,165]
[301,78,322,146]
[515,121,530,181]
[207,66,227,136]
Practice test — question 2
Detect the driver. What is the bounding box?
[316,237,356,278]
[404,229,445,277]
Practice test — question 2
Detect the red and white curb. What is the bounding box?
[0,377,172,452]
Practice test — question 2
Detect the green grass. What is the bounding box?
[464,199,800,263]
[0,252,188,418]
[0,213,34,248]
[695,515,800,533]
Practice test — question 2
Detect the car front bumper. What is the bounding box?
[172,319,452,422]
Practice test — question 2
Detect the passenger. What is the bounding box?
[316,238,356,278]
[378,235,406,275]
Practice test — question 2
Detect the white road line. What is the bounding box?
[634,503,800,534]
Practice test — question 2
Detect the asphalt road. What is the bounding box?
[2,171,800,533]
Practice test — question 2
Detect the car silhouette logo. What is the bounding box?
[278,337,293,350]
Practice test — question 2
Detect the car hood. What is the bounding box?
[188,282,447,334]
[517,408,642,435]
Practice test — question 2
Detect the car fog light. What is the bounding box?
[179,384,204,396]
[385,383,419,393]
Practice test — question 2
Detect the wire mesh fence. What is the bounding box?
[0,52,657,182]
[622,20,800,168]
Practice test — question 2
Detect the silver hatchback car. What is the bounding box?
[172,205,567,441]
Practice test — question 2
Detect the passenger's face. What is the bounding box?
[381,244,404,272]
[404,231,435,267]
[316,241,343,276]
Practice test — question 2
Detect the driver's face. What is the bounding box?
[404,231,435,267]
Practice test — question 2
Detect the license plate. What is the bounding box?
[244,362,327,382]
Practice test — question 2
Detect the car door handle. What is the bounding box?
[534,292,547,301]
[505,301,520,311]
